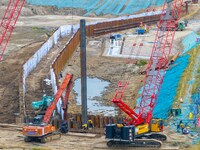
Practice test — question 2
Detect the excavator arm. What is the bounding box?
[43,73,73,124]
[62,80,73,121]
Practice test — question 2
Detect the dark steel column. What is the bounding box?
[185,1,189,14]
[120,37,125,54]
[80,19,87,125]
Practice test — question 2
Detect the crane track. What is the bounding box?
[40,131,61,143]
[137,133,167,141]
[106,138,162,148]
[24,131,61,143]
[93,140,180,150]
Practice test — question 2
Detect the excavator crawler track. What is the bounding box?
[24,132,61,143]
[40,132,61,143]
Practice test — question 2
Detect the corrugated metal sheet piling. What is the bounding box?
[80,19,88,125]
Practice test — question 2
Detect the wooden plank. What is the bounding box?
[0,123,23,128]
[65,132,97,138]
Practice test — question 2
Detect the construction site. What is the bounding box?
[0,0,200,149]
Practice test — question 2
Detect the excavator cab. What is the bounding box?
[150,118,164,132]
[32,115,43,124]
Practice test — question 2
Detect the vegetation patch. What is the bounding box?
[175,44,200,106]
[136,60,147,66]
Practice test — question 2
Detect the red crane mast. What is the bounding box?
[0,0,25,61]
[112,0,183,126]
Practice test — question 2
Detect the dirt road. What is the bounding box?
[0,127,101,150]
[0,126,195,150]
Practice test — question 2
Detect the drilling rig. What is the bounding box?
[105,0,183,147]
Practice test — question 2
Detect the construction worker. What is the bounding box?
[82,123,88,130]
[139,22,144,28]
[179,120,185,132]
[88,119,94,129]
[196,37,199,43]
[58,71,63,84]
[182,123,190,134]
[60,121,68,133]
[189,112,193,119]
[82,120,94,130]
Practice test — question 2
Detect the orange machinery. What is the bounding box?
[23,73,73,143]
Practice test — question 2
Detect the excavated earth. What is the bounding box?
[0,41,44,123]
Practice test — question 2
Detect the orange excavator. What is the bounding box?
[22,73,73,143]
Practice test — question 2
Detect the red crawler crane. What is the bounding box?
[106,0,183,148]
[0,0,25,61]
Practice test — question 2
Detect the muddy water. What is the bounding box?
[73,77,117,116]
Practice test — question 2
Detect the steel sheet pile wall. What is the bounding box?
[22,27,61,95]
[86,14,160,36]
[52,29,80,79]
[68,113,125,130]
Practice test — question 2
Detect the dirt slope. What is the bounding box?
[0,41,43,123]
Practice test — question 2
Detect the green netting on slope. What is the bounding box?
[153,32,200,119]
[155,0,164,6]
[94,0,113,15]
[112,0,127,15]
[26,0,92,9]
[26,0,164,15]
[182,31,200,54]
[85,0,101,12]
[153,54,190,119]
[120,0,152,15]
[120,0,164,15]
[84,0,103,16]
[135,55,189,119]
[98,0,120,15]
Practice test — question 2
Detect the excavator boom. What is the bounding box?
[43,73,73,124]
[23,73,73,143]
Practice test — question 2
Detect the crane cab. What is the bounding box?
[150,118,164,132]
